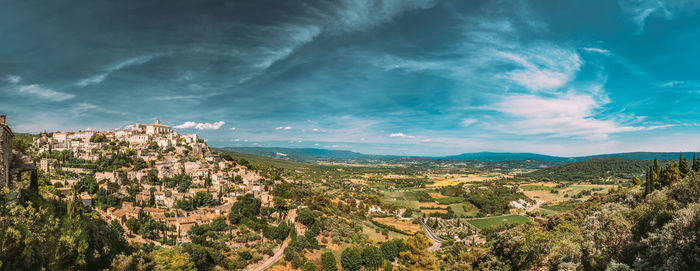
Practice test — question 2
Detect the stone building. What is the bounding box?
[1,115,12,188]
[0,115,36,201]
[146,120,171,135]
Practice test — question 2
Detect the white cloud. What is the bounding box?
[497,47,582,92]
[16,84,75,101]
[462,118,478,126]
[174,121,197,129]
[582,47,611,55]
[389,132,415,139]
[483,92,669,140]
[4,75,20,84]
[312,128,319,131]
[230,127,236,130]
[174,121,225,130]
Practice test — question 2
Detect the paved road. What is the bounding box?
[419,220,443,251]
[245,237,290,271]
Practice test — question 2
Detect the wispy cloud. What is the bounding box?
[497,47,582,92]
[15,84,75,101]
[326,0,438,32]
[275,126,292,130]
[4,75,20,84]
[389,132,415,138]
[174,121,225,130]
[481,92,670,140]
[77,53,169,87]
[657,80,684,88]
[582,47,611,55]
[461,118,478,126]
[617,0,683,33]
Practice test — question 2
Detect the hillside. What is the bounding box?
[221,147,392,162]
[223,147,696,164]
[519,158,674,182]
[437,152,570,162]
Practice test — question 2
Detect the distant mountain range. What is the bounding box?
[221,147,696,163]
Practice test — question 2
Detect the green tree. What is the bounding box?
[362,245,383,270]
[134,158,148,170]
[660,162,682,186]
[228,194,261,224]
[126,217,139,236]
[108,252,155,271]
[321,251,337,271]
[150,247,197,271]
[632,176,641,186]
[693,153,699,172]
[679,153,690,177]
[297,208,315,226]
[303,260,318,271]
[341,246,362,271]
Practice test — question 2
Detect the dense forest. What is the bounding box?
[440,162,700,270]
[519,158,674,182]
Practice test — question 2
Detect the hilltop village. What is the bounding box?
[32,120,276,243]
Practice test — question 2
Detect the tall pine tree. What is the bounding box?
[679,153,690,177]
[693,153,699,172]
[644,168,651,196]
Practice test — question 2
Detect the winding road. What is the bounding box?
[419,220,444,251]
[244,237,290,271]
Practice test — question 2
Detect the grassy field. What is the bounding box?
[534,208,559,216]
[361,222,407,243]
[449,202,479,217]
[466,215,532,229]
[540,201,579,212]
[436,196,465,204]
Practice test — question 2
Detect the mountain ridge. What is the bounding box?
[220,147,696,163]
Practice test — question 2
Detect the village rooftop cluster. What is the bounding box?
[32,120,273,242]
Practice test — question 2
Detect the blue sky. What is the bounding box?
[1,0,700,156]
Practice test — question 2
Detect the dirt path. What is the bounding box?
[526,200,545,213]
[245,237,290,271]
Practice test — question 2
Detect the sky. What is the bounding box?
[1,0,700,156]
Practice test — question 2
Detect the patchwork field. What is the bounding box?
[426,173,509,187]
[522,183,616,203]
[418,202,447,208]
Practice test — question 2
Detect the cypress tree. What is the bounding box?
[679,153,690,177]
[693,153,699,172]
[644,168,651,196]
[653,158,660,176]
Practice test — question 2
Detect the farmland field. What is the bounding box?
[373,217,422,234]
[466,215,532,229]
[436,196,465,204]
[449,202,479,217]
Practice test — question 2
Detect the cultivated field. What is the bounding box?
[466,215,532,229]
[373,217,422,234]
